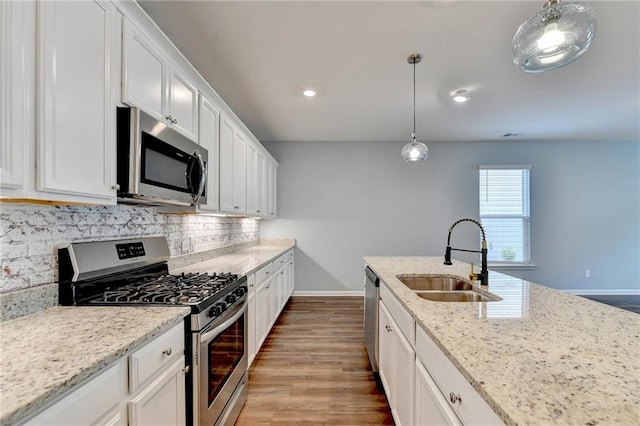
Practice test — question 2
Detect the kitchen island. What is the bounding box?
[365,256,640,425]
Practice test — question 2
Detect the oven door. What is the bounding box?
[197,301,247,426]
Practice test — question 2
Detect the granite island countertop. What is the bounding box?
[365,256,640,426]
[0,306,190,425]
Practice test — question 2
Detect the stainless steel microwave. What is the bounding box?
[116,107,207,206]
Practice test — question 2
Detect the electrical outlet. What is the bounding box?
[584,269,591,278]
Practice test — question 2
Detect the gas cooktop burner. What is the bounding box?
[89,272,240,305]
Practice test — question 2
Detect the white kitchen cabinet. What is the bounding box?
[247,286,257,366]
[128,358,186,426]
[127,321,186,426]
[379,301,415,426]
[198,94,220,211]
[286,256,294,298]
[122,19,198,142]
[1,0,119,203]
[24,360,126,426]
[25,321,187,425]
[219,113,246,214]
[265,160,278,218]
[36,0,119,202]
[415,325,503,426]
[255,275,274,352]
[0,0,34,196]
[415,358,462,426]
[246,139,266,217]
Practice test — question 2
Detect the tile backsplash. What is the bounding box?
[0,203,259,293]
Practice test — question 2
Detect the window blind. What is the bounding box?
[479,166,531,263]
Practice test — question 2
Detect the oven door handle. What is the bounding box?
[200,303,245,345]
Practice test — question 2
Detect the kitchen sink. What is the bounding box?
[396,275,474,291]
[415,290,501,303]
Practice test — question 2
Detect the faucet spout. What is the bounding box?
[443,218,489,286]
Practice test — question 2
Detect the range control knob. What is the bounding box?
[226,294,237,304]
[235,287,246,297]
[208,302,225,318]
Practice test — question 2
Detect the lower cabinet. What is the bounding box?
[24,322,186,426]
[415,359,462,426]
[378,301,415,426]
[247,249,295,368]
[376,280,503,426]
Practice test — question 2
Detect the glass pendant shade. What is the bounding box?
[401,133,429,162]
[513,0,597,72]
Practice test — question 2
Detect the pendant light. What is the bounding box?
[513,0,597,73]
[401,53,429,162]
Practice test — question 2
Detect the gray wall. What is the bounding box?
[261,139,640,293]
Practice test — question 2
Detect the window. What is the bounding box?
[479,165,531,266]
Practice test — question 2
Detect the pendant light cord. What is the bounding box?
[412,60,416,138]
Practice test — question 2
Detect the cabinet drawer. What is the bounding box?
[254,262,274,284]
[415,326,503,425]
[380,282,415,346]
[274,253,288,271]
[247,273,256,292]
[129,322,185,393]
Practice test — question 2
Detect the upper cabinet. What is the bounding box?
[122,19,198,142]
[0,0,33,196]
[198,94,220,212]
[1,0,276,212]
[219,113,247,214]
[246,139,265,216]
[1,0,119,204]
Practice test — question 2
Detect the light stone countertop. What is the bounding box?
[365,256,640,426]
[0,306,190,425]
[171,240,296,276]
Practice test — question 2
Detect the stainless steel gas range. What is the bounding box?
[58,236,248,426]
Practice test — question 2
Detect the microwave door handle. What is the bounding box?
[192,152,206,203]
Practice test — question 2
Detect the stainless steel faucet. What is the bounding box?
[444,218,489,286]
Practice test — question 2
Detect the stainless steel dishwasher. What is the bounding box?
[364,266,380,378]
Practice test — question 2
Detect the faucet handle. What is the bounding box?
[469,263,479,281]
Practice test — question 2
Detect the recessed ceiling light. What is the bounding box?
[303,89,316,97]
[452,89,469,103]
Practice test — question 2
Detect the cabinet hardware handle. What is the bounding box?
[265,271,270,275]
[172,117,178,124]
[449,392,462,404]
[182,366,190,374]
[162,348,173,356]
[166,115,172,122]
[266,285,270,289]
[385,325,392,332]
[111,184,120,190]
[257,210,261,213]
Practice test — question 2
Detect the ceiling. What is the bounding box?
[138,0,640,143]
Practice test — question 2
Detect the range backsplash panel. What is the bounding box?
[0,204,259,293]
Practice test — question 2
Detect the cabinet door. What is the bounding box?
[198,94,220,211]
[219,114,235,213]
[168,68,198,141]
[394,322,415,426]
[37,0,118,202]
[246,139,259,215]
[247,290,256,366]
[255,277,273,352]
[128,358,186,426]
[265,160,277,218]
[232,129,247,213]
[378,302,394,402]
[415,360,462,426]
[0,0,34,196]
[122,19,166,121]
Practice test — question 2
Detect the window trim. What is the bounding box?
[479,165,535,270]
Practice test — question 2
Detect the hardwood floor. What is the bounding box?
[236,297,394,425]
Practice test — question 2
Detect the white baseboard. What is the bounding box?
[292,290,364,297]
[562,289,640,296]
